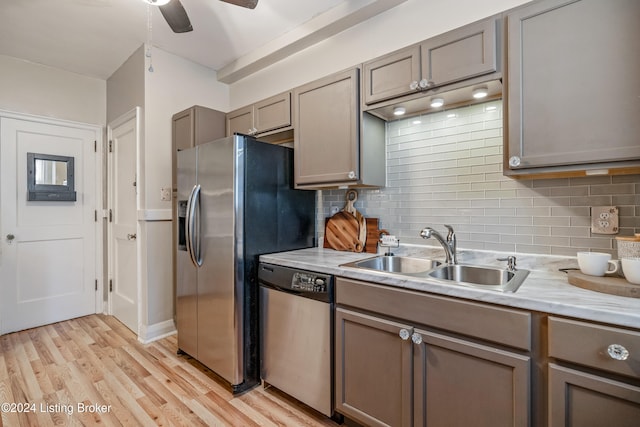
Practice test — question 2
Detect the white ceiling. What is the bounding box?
[0,0,381,81]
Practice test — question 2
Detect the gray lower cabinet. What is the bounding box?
[362,16,498,105]
[547,316,640,426]
[504,0,640,176]
[413,328,530,427]
[293,67,385,189]
[335,307,412,427]
[548,364,640,427]
[335,277,531,426]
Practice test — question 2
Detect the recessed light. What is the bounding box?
[472,86,488,99]
[430,97,444,108]
[393,107,406,116]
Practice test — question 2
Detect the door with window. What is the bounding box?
[0,115,100,334]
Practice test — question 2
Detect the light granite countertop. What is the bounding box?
[260,246,640,330]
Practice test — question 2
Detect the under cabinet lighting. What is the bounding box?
[430,97,444,108]
[472,86,489,99]
[393,107,406,116]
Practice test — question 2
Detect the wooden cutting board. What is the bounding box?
[567,271,640,298]
[324,216,382,253]
[324,211,362,252]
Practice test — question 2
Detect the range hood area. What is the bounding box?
[365,77,503,122]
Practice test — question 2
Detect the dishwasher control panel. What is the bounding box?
[292,272,328,293]
[258,263,334,303]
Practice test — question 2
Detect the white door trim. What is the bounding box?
[0,110,104,333]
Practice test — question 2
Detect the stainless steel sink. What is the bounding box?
[427,264,529,293]
[341,255,441,274]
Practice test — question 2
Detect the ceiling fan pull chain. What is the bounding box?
[146,3,154,72]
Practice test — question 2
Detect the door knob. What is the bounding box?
[127,233,137,241]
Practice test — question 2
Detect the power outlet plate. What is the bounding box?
[591,206,619,235]
[160,187,172,202]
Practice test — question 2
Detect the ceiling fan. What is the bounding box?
[144,0,259,33]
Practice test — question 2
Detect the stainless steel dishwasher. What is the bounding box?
[258,263,335,417]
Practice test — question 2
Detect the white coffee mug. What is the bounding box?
[621,257,640,285]
[577,252,619,277]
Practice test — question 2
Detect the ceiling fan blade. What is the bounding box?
[219,0,258,9]
[159,0,193,33]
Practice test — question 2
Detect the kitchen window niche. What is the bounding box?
[27,152,76,201]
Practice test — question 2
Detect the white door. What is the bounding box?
[107,110,139,334]
[0,115,100,334]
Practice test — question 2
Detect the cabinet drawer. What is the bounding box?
[336,277,531,351]
[548,317,640,379]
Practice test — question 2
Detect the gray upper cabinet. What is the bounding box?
[226,91,291,137]
[363,16,498,106]
[505,0,640,176]
[294,67,385,189]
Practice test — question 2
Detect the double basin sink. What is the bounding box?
[341,255,529,293]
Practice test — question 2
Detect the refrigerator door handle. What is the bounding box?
[186,184,203,267]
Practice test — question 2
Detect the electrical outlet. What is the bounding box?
[160,187,172,201]
[591,206,619,235]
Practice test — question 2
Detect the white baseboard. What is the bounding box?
[137,319,176,344]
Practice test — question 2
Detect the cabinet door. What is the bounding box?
[226,105,254,136]
[505,0,640,171]
[254,92,291,134]
[294,68,360,186]
[413,328,530,427]
[421,17,497,88]
[363,45,421,105]
[335,307,413,427]
[548,364,640,427]
[173,108,195,152]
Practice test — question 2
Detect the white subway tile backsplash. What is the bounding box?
[319,100,639,256]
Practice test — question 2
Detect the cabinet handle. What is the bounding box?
[409,81,419,91]
[399,328,411,341]
[509,156,521,168]
[411,332,423,345]
[607,344,630,361]
[127,233,137,241]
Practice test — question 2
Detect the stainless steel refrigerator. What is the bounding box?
[176,134,315,393]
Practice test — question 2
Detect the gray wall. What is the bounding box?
[321,100,639,257]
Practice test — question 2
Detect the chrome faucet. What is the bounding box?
[420,224,458,265]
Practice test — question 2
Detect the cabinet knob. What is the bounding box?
[399,328,411,341]
[418,79,432,89]
[6,234,15,241]
[411,332,423,345]
[607,344,630,361]
[347,171,356,180]
[409,81,419,91]
[509,156,521,168]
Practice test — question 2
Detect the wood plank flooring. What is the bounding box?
[0,314,341,426]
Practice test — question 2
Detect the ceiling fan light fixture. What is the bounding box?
[143,0,172,5]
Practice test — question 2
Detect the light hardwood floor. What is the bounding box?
[0,314,341,426]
